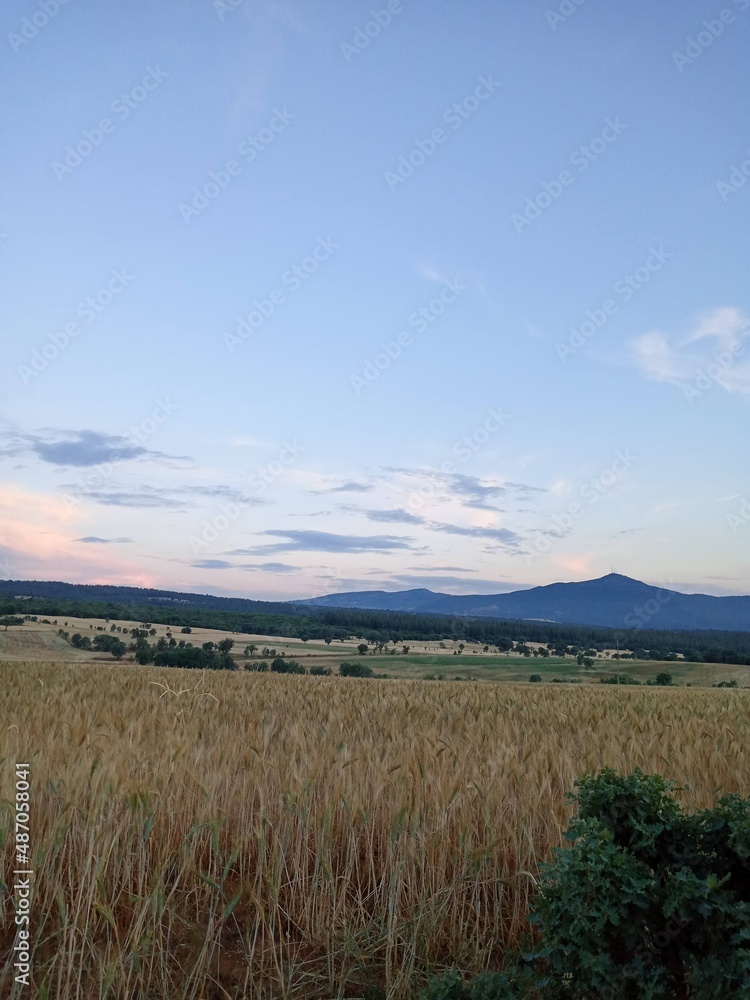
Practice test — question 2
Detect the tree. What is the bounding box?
[357,643,369,656]
[217,638,234,653]
[109,639,127,659]
[0,616,24,631]
[529,674,542,683]
[181,626,192,634]
[244,643,257,656]
[340,661,374,678]
[652,672,673,686]
[270,656,305,674]
[529,768,750,997]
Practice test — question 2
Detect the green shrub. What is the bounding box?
[339,661,374,678]
[270,656,305,674]
[419,964,537,1000]
[310,665,331,676]
[647,672,674,686]
[528,767,750,998]
[529,674,542,683]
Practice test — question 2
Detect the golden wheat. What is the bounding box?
[1,661,748,999]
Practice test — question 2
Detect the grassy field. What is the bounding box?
[2,617,748,688]
[1,660,749,999]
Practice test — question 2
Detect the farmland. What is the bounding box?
[1,615,749,688]
[1,656,749,999]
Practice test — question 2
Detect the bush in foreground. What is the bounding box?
[420,966,537,1000]
[529,767,750,997]
[423,768,750,998]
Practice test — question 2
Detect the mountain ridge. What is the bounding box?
[296,573,750,631]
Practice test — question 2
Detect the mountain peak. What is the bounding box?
[301,575,749,630]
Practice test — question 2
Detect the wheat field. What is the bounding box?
[1,661,748,999]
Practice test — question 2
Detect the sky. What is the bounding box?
[1,0,749,601]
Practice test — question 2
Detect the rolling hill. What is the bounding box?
[297,573,750,631]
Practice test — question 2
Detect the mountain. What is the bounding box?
[296,574,750,631]
[0,579,308,617]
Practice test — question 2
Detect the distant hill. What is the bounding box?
[3,574,748,632]
[0,579,308,617]
[297,574,750,631]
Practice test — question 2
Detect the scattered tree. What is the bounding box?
[0,616,24,631]
[340,661,374,678]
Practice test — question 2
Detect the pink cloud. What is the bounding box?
[0,485,155,586]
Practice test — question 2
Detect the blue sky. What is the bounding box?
[1,0,749,600]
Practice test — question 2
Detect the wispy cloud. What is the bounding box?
[75,536,133,544]
[386,468,544,510]
[380,573,526,593]
[428,521,522,550]
[180,485,265,503]
[239,561,298,573]
[337,504,425,525]
[308,480,375,495]
[630,307,750,394]
[79,488,191,510]
[242,529,419,554]
[64,483,268,510]
[2,429,189,467]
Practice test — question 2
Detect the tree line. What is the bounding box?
[4,592,750,664]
